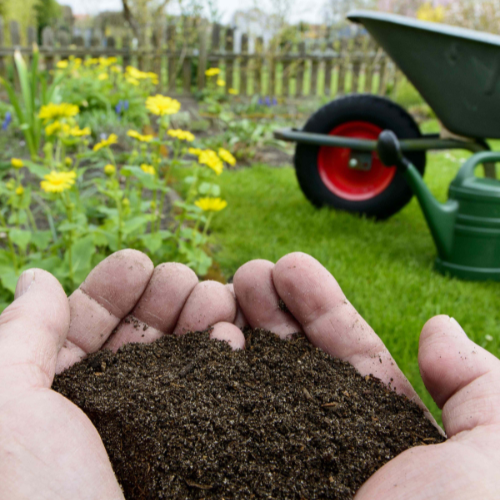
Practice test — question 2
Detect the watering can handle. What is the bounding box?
[454,151,500,184]
[377,130,412,170]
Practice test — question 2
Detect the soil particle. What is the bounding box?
[52,328,444,499]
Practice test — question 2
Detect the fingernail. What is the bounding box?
[450,317,468,337]
[14,270,35,300]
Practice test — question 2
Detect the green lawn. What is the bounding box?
[208,146,500,422]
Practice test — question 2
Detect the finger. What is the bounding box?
[225,284,248,329]
[210,322,245,350]
[233,259,301,338]
[419,315,500,436]
[0,269,69,390]
[272,252,420,402]
[103,263,198,351]
[56,250,154,372]
[174,281,237,335]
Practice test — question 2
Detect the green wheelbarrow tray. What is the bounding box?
[347,10,500,139]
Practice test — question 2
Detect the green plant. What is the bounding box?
[0,94,235,307]
[0,48,62,159]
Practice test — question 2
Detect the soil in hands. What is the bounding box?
[52,328,445,499]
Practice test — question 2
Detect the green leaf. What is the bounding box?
[198,182,221,196]
[23,160,50,179]
[68,235,95,284]
[31,230,52,251]
[58,221,81,232]
[0,269,19,294]
[122,215,151,236]
[140,233,163,253]
[9,229,31,252]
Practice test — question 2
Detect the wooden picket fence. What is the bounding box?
[0,16,400,99]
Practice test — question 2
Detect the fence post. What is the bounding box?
[377,54,387,95]
[90,29,101,59]
[268,39,276,98]
[254,36,264,96]
[240,33,248,96]
[42,27,54,75]
[58,29,71,62]
[122,35,131,71]
[167,23,176,91]
[224,27,234,93]
[210,23,221,71]
[281,40,292,98]
[296,41,305,97]
[197,20,209,90]
[336,37,348,96]
[351,35,363,94]
[363,38,376,93]
[151,23,165,91]
[324,38,334,97]
[310,40,319,96]
[9,19,21,90]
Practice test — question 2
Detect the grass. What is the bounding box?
[206,141,500,423]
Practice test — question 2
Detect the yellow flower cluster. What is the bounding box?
[167,129,195,142]
[216,79,225,87]
[40,171,76,193]
[56,60,69,69]
[93,134,118,152]
[417,3,445,23]
[126,67,159,86]
[39,103,79,122]
[188,147,203,156]
[15,186,24,196]
[205,68,221,77]
[195,197,227,212]
[228,88,238,95]
[98,73,109,81]
[140,164,156,176]
[218,148,236,166]
[198,149,224,175]
[146,95,181,116]
[11,158,23,168]
[46,121,91,138]
[127,130,154,142]
[104,164,116,176]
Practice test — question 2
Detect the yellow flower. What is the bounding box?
[111,65,122,73]
[85,58,99,66]
[104,164,116,176]
[198,149,223,175]
[69,125,91,137]
[15,186,24,196]
[40,171,76,193]
[195,197,227,212]
[216,79,225,87]
[56,60,69,69]
[93,134,118,152]
[11,158,24,169]
[126,77,139,86]
[99,57,117,67]
[167,129,195,142]
[45,121,61,136]
[98,73,109,81]
[127,130,154,142]
[140,164,156,176]
[65,157,73,167]
[146,95,181,116]
[39,103,79,122]
[417,2,445,23]
[122,197,130,208]
[228,88,238,95]
[205,68,221,77]
[188,147,203,156]
[218,148,236,166]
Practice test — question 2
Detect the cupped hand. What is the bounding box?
[1,251,499,499]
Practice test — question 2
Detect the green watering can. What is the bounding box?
[377,130,500,281]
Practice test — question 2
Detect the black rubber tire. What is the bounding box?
[294,94,426,220]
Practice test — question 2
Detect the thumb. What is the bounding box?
[419,315,500,437]
[0,269,70,390]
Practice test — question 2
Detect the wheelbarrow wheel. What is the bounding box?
[294,94,426,219]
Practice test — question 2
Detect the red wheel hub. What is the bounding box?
[317,121,396,201]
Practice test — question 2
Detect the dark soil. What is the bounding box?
[52,328,444,499]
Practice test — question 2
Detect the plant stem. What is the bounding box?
[0,212,18,272]
[63,192,74,287]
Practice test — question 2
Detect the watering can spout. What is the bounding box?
[377,131,458,259]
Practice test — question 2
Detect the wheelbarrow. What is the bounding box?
[275,11,500,219]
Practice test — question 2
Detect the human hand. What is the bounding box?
[0,250,246,499]
[233,253,500,499]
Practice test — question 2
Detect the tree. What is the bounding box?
[34,0,62,39]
